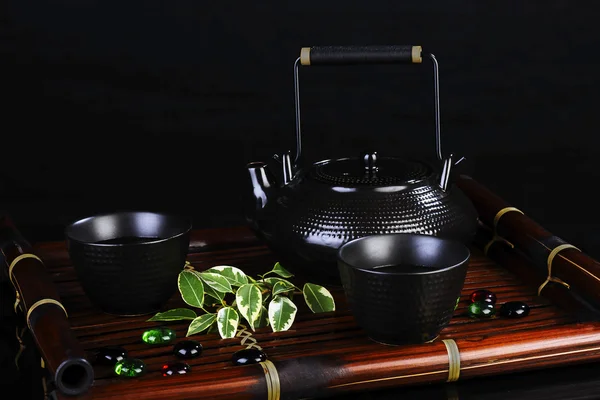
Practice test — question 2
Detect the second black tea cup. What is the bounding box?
[337,233,470,345]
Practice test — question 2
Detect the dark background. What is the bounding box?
[1,0,600,398]
[1,0,599,254]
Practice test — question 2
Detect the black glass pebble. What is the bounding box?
[161,362,190,377]
[232,348,267,366]
[500,301,530,318]
[95,346,128,365]
[173,340,203,359]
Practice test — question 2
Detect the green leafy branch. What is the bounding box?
[147,262,336,339]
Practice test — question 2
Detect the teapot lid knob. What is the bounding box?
[363,152,379,176]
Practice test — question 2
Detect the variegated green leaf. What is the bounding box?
[303,283,336,313]
[256,281,270,289]
[198,271,233,293]
[271,262,294,278]
[207,265,248,287]
[255,305,269,328]
[186,313,217,336]
[192,270,225,303]
[203,281,225,304]
[178,270,204,308]
[272,280,296,296]
[147,308,197,322]
[263,277,284,287]
[235,284,262,330]
[268,295,298,332]
[217,307,239,338]
[263,277,295,286]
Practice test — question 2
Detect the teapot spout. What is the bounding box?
[247,162,276,210]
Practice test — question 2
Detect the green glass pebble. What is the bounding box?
[142,327,176,345]
[468,301,495,318]
[114,358,146,377]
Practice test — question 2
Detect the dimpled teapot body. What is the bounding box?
[246,154,478,282]
[246,45,479,282]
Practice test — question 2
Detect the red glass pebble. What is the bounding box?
[161,362,190,377]
[470,289,496,304]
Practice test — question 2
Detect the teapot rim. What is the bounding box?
[300,155,437,189]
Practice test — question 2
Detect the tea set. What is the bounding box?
[65,45,484,347]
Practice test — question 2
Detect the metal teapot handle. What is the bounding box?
[293,45,443,165]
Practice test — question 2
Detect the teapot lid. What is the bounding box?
[309,152,433,187]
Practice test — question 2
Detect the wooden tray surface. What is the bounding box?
[29,227,600,400]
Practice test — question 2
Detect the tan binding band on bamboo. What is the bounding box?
[8,253,43,286]
[442,339,460,382]
[26,299,68,330]
[412,46,422,63]
[483,235,514,256]
[260,360,280,400]
[300,47,311,66]
[484,207,524,256]
[493,206,524,229]
[537,244,580,295]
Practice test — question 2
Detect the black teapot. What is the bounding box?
[245,46,478,281]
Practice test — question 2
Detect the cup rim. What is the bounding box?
[337,233,470,276]
[65,211,192,246]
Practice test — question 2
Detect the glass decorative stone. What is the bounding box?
[469,289,497,304]
[142,327,176,345]
[232,348,268,366]
[114,358,146,377]
[162,362,191,377]
[468,301,495,318]
[499,301,530,318]
[173,340,203,359]
[95,346,127,365]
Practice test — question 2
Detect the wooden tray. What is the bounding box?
[25,223,600,400]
